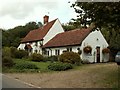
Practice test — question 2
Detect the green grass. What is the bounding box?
[3,58,52,73]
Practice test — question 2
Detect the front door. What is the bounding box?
[96,47,100,63]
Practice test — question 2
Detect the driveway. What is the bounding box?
[4,63,119,88]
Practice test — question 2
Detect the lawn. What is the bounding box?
[5,63,119,88]
[2,58,52,73]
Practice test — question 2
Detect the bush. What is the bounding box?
[30,53,44,62]
[2,47,14,67]
[14,50,29,59]
[15,62,38,70]
[48,62,73,71]
[10,46,17,58]
[2,47,11,57]
[81,59,90,64]
[46,56,58,62]
[59,52,81,65]
[2,56,14,67]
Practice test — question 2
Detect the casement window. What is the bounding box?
[55,49,60,55]
[67,48,72,52]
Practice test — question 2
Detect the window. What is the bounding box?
[47,51,49,56]
[55,49,60,55]
[67,48,72,52]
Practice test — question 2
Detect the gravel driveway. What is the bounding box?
[5,63,119,88]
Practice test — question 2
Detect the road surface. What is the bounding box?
[2,74,34,88]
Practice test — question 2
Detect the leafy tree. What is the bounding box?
[2,21,42,47]
[62,20,82,31]
[71,2,120,29]
[71,2,120,51]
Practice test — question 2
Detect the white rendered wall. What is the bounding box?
[81,30,109,62]
[17,43,25,50]
[43,19,64,45]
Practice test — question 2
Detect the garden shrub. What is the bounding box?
[46,55,58,62]
[48,62,73,71]
[81,59,90,64]
[15,62,38,70]
[10,46,17,58]
[2,47,11,57]
[14,50,29,59]
[30,53,44,62]
[2,56,14,67]
[59,52,81,65]
[2,47,14,67]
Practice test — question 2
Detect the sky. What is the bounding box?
[0,0,77,30]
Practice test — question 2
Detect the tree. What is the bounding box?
[71,2,120,51]
[71,2,120,29]
[2,21,42,47]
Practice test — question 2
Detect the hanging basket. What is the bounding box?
[83,46,92,54]
[102,48,110,54]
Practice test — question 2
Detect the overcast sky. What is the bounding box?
[0,0,77,29]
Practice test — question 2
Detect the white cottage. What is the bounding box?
[18,15,109,63]
[18,15,64,54]
[43,28,109,63]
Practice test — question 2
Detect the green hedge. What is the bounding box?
[48,62,73,71]
[15,62,38,70]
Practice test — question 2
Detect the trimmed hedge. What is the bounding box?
[15,63,38,70]
[59,52,81,65]
[30,53,44,62]
[48,62,73,71]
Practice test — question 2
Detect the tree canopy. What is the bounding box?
[71,2,120,51]
[71,2,120,29]
[2,21,42,47]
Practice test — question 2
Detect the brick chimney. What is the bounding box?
[43,15,49,24]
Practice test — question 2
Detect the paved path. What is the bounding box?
[2,74,34,88]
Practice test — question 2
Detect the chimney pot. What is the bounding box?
[43,15,49,24]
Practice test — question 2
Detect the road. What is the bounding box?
[2,74,34,88]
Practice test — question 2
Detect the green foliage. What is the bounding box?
[2,21,42,47]
[14,50,29,59]
[2,47,14,67]
[81,59,90,64]
[14,62,38,70]
[10,46,18,58]
[2,56,14,67]
[59,52,81,65]
[30,53,44,62]
[71,2,120,29]
[48,62,73,71]
[46,56,58,62]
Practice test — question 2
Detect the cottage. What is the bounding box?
[18,15,109,63]
[18,15,64,54]
[43,28,109,63]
